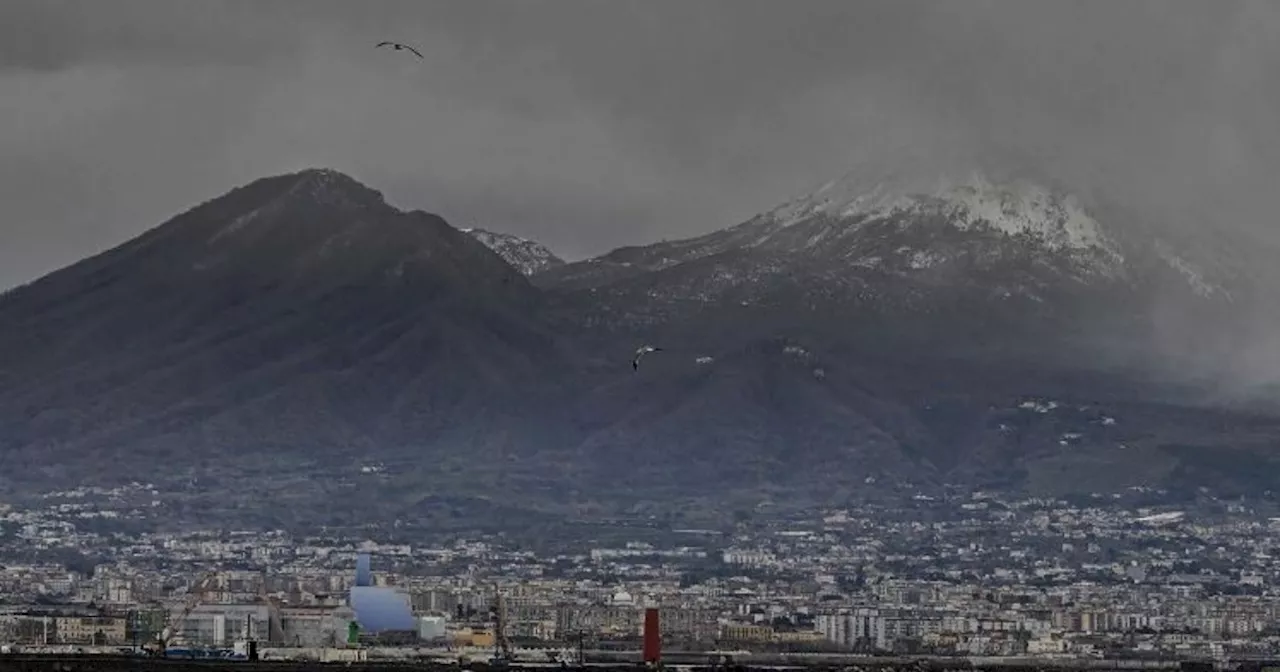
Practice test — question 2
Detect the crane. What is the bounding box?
[252,568,284,644]
[490,583,514,666]
[149,571,218,655]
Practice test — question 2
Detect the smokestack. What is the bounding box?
[643,608,661,665]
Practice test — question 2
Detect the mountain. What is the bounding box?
[537,172,1261,374]
[464,227,565,276]
[3,167,1279,531]
[531,171,1280,505]
[0,168,578,520]
[540,171,1246,305]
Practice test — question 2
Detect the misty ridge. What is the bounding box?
[698,147,1280,406]
[2,0,1280,512]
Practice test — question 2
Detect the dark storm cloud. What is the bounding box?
[0,0,308,73]
[1,0,1278,293]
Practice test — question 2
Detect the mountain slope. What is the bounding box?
[0,168,574,495]
[3,168,1279,528]
[531,171,1280,504]
[464,227,565,275]
[541,173,1244,301]
[538,173,1260,373]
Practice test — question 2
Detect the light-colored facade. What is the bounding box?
[279,606,354,647]
[175,604,273,647]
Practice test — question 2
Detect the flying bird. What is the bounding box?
[376,41,424,59]
[633,345,662,371]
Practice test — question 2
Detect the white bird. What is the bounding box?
[633,345,662,371]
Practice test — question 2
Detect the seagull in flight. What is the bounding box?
[633,345,662,371]
[376,41,424,59]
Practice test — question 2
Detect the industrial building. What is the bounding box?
[348,553,416,643]
[277,605,355,648]
[174,603,274,647]
[158,554,422,650]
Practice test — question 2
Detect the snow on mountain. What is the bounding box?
[4,167,1278,519]
[463,227,566,276]
[543,170,1244,304]
[754,171,1249,299]
[769,172,1115,252]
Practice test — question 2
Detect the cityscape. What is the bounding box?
[3,482,1280,664]
[4,2,1280,671]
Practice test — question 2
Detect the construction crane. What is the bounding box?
[128,603,166,655]
[252,568,284,644]
[148,571,218,656]
[489,582,514,667]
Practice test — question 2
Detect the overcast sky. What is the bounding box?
[1,0,1278,290]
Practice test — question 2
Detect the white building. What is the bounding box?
[279,606,354,647]
[816,607,885,651]
[175,604,274,647]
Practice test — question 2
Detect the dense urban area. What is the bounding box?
[2,481,1280,664]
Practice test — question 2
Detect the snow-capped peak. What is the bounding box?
[767,171,1118,257]
[546,168,1247,307]
[464,227,566,276]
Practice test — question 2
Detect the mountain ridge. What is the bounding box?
[0,168,576,497]
[463,226,566,276]
[535,170,1262,384]
[539,171,1245,301]
[3,166,1279,528]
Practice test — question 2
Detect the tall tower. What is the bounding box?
[642,608,661,666]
